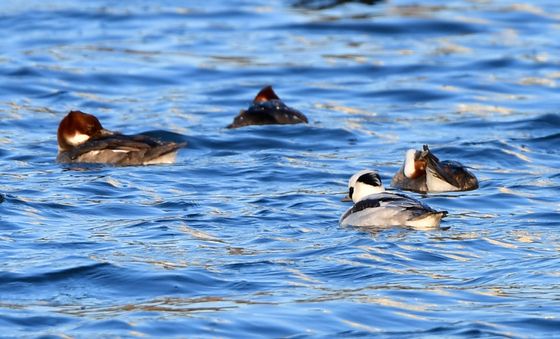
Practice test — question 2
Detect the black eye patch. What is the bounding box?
[357,173,381,186]
[349,187,354,199]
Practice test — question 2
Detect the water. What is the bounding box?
[1,0,560,337]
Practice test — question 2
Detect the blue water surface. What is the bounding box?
[1,0,560,337]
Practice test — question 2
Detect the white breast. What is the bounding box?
[426,168,459,192]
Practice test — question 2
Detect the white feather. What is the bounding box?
[403,149,417,178]
[426,168,459,192]
[66,132,90,146]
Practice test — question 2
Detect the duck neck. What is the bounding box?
[404,149,417,178]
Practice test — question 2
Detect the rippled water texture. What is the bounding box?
[1,0,560,337]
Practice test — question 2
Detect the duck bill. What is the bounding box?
[99,128,115,137]
[341,195,353,202]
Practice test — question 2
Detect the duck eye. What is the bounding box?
[349,187,354,199]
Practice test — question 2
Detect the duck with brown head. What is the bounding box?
[57,110,113,152]
[227,86,308,129]
[56,110,186,165]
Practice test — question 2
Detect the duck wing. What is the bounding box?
[340,192,447,226]
[436,160,478,190]
[341,192,427,220]
[421,145,463,189]
[61,134,186,164]
[422,145,478,190]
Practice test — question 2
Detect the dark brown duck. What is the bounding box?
[227,86,308,129]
